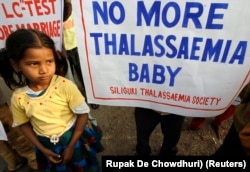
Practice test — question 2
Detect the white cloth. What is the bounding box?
[0,121,8,141]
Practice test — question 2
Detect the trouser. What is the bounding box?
[134,107,185,156]
[190,105,235,130]
[0,140,25,171]
[0,104,37,170]
[66,47,86,95]
[212,105,235,126]
[66,48,100,109]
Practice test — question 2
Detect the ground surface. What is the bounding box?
[0,104,233,171]
[90,105,232,156]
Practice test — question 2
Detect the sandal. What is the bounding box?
[90,104,100,109]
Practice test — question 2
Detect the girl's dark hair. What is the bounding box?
[0,29,68,90]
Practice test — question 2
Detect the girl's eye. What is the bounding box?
[47,60,54,63]
[29,63,38,66]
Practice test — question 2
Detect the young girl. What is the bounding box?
[0,29,103,172]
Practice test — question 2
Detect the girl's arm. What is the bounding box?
[61,113,88,163]
[19,122,62,164]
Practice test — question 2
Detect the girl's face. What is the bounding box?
[15,47,56,90]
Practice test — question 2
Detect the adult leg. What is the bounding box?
[67,48,99,109]
[0,141,26,171]
[0,103,36,170]
[8,128,37,170]
[212,105,235,126]
[134,107,160,156]
[67,48,86,94]
[190,117,206,130]
[0,112,25,171]
[160,114,185,156]
[211,105,236,137]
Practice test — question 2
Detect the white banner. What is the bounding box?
[0,0,63,50]
[72,0,250,117]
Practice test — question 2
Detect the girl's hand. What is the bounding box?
[43,148,62,164]
[61,146,74,164]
